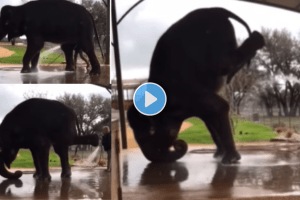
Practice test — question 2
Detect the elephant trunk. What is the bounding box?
[0,156,22,179]
[127,106,188,163]
[0,29,7,41]
[140,139,188,163]
[73,134,99,147]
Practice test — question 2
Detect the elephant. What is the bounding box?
[0,98,99,180]
[0,0,102,75]
[127,8,265,164]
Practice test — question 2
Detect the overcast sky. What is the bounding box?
[112,0,300,80]
[0,84,110,121]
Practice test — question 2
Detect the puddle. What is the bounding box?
[0,64,109,85]
[122,145,300,199]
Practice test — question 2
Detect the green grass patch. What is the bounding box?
[11,149,63,168]
[0,45,64,64]
[178,117,276,144]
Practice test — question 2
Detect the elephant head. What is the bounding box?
[127,106,188,162]
[0,5,24,41]
[0,148,22,179]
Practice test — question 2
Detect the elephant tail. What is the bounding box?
[89,12,104,61]
[73,117,99,147]
[73,134,99,147]
[218,8,252,35]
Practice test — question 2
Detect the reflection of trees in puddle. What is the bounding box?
[233,148,300,194]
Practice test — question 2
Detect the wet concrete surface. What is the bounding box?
[0,64,110,85]
[121,144,300,200]
[0,167,110,200]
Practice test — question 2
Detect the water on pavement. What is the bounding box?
[0,65,109,85]
[0,168,110,200]
[121,144,300,200]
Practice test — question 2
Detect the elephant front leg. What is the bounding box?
[32,147,51,181]
[199,93,240,164]
[30,53,40,73]
[53,145,71,178]
[30,149,41,178]
[22,38,44,73]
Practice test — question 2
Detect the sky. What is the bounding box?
[112,0,300,80]
[0,84,110,121]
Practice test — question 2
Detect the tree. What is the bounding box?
[225,65,260,115]
[23,90,48,99]
[56,93,110,136]
[57,93,110,151]
[81,0,109,64]
[256,28,300,116]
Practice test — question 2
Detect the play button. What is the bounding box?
[145,91,157,107]
[133,82,167,116]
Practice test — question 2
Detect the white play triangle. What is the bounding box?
[145,91,157,107]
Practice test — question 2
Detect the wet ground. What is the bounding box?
[0,64,110,85]
[121,143,300,200]
[0,167,110,200]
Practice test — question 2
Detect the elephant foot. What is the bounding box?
[34,174,51,182]
[213,149,224,158]
[221,151,241,164]
[65,67,75,72]
[33,172,39,178]
[61,171,71,178]
[20,68,32,73]
[89,68,101,76]
[30,67,38,73]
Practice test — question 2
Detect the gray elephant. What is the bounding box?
[128,8,265,164]
[0,98,99,181]
[0,0,101,75]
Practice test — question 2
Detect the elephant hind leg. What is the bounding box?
[81,44,101,75]
[53,145,71,178]
[197,93,240,164]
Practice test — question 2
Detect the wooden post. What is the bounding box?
[111,119,122,200]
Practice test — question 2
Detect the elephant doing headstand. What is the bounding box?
[128,8,265,164]
[0,0,101,75]
[0,98,99,181]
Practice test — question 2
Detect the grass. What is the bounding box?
[178,117,276,144]
[0,45,64,64]
[11,149,64,168]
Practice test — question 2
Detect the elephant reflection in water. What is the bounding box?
[0,179,76,199]
[128,8,265,164]
[0,98,99,181]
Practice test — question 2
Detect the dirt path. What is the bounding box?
[0,46,15,58]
